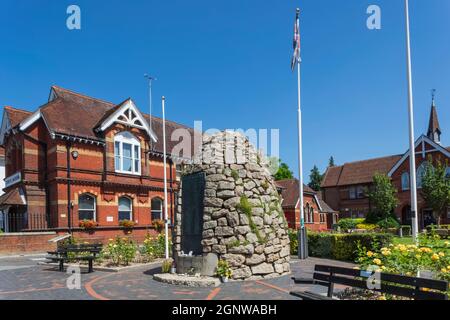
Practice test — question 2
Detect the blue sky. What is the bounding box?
[1,0,449,181]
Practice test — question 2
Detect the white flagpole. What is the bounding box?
[404,0,419,243]
[295,8,307,260]
[162,96,170,259]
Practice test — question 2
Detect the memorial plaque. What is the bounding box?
[181,172,205,255]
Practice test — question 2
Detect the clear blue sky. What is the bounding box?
[1,0,449,182]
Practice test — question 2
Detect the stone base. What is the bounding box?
[153,273,221,287]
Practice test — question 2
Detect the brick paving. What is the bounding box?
[0,255,355,300]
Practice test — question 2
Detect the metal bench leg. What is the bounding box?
[59,260,64,272]
[88,259,93,273]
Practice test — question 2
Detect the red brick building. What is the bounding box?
[321,100,450,229]
[0,86,192,242]
[276,179,337,231]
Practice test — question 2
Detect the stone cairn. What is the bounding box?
[174,131,291,280]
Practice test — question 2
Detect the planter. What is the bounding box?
[220,276,229,283]
[170,267,177,274]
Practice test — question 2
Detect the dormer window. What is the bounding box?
[114,132,141,175]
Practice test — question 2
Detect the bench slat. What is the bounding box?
[314,265,448,291]
[313,273,448,300]
[290,291,334,300]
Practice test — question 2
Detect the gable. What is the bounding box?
[0,110,11,145]
[97,99,157,142]
[388,135,450,177]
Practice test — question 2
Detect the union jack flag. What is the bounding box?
[291,9,301,70]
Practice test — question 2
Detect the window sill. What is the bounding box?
[114,170,141,176]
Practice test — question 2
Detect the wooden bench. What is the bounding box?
[46,244,103,273]
[290,264,449,300]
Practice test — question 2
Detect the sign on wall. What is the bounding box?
[4,172,21,188]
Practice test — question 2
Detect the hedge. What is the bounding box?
[288,229,393,262]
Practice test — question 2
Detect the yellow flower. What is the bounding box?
[438,252,445,257]
[381,266,387,271]
[381,250,391,256]
[378,295,387,300]
[367,251,374,257]
[441,268,447,273]
[406,272,412,276]
[373,258,382,265]
[431,254,440,261]
[415,254,422,259]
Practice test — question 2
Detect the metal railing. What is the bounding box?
[1,212,53,233]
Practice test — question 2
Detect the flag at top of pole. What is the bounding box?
[291,8,301,70]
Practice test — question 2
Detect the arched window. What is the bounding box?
[151,198,163,221]
[79,193,96,221]
[118,196,132,221]
[309,206,314,223]
[114,132,141,175]
[416,162,428,188]
[401,172,410,191]
[304,203,310,223]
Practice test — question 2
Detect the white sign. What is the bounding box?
[4,172,21,188]
[107,216,114,222]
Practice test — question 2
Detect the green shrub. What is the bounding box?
[102,237,137,266]
[376,217,400,230]
[337,218,365,230]
[143,233,170,260]
[161,259,173,273]
[289,230,393,262]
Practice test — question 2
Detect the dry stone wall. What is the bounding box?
[174,131,290,280]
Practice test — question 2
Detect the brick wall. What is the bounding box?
[0,232,57,254]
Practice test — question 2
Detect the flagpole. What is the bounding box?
[404,0,419,243]
[295,8,308,260]
[162,96,170,259]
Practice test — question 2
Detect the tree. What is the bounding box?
[274,161,294,181]
[328,156,335,167]
[367,173,398,223]
[308,165,323,191]
[422,160,450,226]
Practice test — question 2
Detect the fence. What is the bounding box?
[1,212,53,233]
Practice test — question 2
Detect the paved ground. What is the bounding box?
[0,254,355,300]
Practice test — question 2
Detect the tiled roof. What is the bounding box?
[321,154,402,187]
[4,86,194,156]
[0,187,25,206]
[276,179,315,208]
[4,106,32,127]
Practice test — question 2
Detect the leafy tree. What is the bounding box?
[367,173,398,223]
[308,165,323,191]
[422,160,450,226]
[274,160,294,181]
[328,156,335,167]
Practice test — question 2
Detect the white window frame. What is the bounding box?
[151,198,163,221]
[118,196,133,221]
[309,207,314,223]
[114,132,141,175]
[78,193,96,221]
[401,172,410,191]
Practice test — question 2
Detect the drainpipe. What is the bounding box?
[66,141,72,233]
